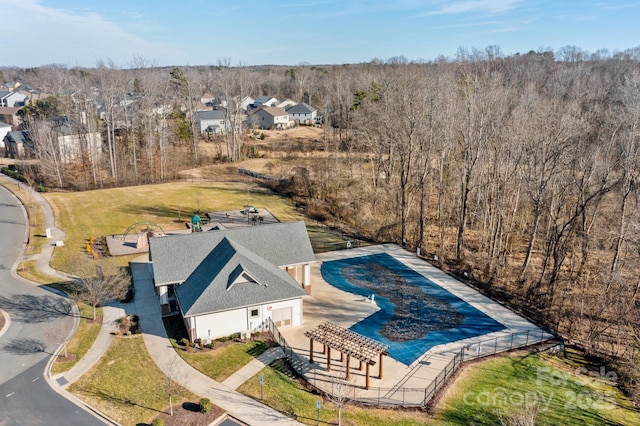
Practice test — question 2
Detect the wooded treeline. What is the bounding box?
[3,47,640,400]
[282,52,640,401]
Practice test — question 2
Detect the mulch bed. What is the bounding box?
[54,353,77,364]
[149,401,225,426]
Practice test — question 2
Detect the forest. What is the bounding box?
[2,45,640,402]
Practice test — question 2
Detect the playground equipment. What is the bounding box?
[121,221,166,247]
[191,214,203,232]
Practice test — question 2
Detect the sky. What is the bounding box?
[2,0,640,68]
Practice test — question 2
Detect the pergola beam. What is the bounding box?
[304,321,389,389]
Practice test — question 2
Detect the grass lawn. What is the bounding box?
[237,351,640,426]
[43,181,306,275]
[51,303,102,375]
[238,359,436,426]
[163,315,272,382]
[433,352,640,426]
[69,336,197,426]
[16,259,58,284]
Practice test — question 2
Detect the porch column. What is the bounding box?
[157,285,169,305]
[309,339,314,363]
[303,263,311,286]
[327,347,332,371]
[378,353,385,379]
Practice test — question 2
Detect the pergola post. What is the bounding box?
[345,354,351,380]
[365,363,371,390]
[358,360,363,371]
[327,347,332,371]
[378,352,385,379]
[309,339,314,363]
[340,351,344,362]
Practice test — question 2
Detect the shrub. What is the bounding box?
[180,338,191,348]
[151,419,165,426]
[199,398,212,414]
[206,342,215,349]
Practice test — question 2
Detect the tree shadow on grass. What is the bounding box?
[84,388,164,414]
[0,294,73,323]
[3,337,50,355]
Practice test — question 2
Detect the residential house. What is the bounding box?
[0,122,11,146]
[277,98,297,109]
[3,130,33,158]
[254,96,278,108]
[48,116,103,162]
[249,106,290,130]
[0,91,28,107]
[239,96,255,111]
[0,107,23,128]
[196,110,228,134]
[201,93,216,106]
[286,102,317,125]
[148,221,315,342]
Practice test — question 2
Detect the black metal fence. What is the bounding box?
[267,318,557,408]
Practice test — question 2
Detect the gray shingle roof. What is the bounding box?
[4,130,32,146]
[175,237,307,317]
[285,102,316,114]
[197,110,225,120]
[149,221,315,287]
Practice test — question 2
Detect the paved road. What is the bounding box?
[0,184,105,425]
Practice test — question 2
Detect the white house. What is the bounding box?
[286,102,317,125]
[249,106,290,130]
[0,122,11,145]
[0,91,27,108]
[196,110,228,134]
[254,96,278,108]
[148,221,315,342]
[277,99,297,109]
[239,96,255,111]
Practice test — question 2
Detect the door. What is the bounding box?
[272,307,292,327]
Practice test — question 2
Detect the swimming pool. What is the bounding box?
[320,253,505,365]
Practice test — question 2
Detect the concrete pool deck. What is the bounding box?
[278,244,556,406]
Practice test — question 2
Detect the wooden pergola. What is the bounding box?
[304,321,389,389]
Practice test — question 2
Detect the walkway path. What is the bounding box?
[6,176,302,425]
[130,262,302,426]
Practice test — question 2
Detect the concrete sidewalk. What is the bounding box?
[222,347,285,390]
[7,174,302,426]
[131,262,303,426]
[52,304,126,388]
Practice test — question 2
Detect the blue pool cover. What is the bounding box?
[320,253,505,365]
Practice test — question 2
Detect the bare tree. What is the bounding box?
[73,265,131,320]
[163,356,187,416]
[327,375,354,426]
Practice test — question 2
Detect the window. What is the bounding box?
[250,308,259,318]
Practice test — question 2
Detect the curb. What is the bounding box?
[45,343,121,426]
[0,177,119,425]
[0,308,11,339]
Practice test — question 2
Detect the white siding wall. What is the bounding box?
[190,298,303,342]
